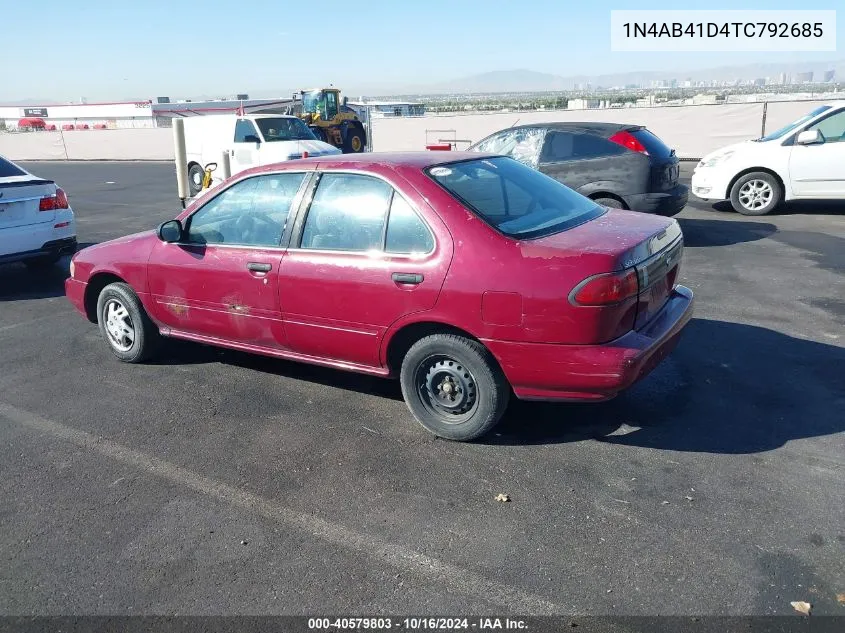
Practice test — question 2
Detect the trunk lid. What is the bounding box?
[527,209,683,336]
[0,177,57,229]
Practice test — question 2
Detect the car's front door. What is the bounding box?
[230,118,261,175]
[278,171,451,368]
[147,171,309,349]
[789,109,845,197]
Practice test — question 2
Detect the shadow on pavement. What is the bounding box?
[154,318,845,454]
[708,199,844,216]
[678,217,777,247]
[485,317,845,453]
[0,243,97,302]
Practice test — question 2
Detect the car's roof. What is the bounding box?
[250,151,497,173]
[492,122,642,136]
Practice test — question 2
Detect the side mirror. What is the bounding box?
[158,219,183,243]
[343,96,349,106]
[244,134,261,144]
[796,129,823,145]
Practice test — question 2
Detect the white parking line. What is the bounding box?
[0,401,562,614]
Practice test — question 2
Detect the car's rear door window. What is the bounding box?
[385,194,434,254]
[299,173,393,251]
[427,156,604,239]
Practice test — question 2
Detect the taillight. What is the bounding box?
[39,188,69,211]
[609,130,648,155]
[570,269,639,306]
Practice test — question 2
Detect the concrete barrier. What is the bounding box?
[0,128,173,161]
[0,100,836,161]
[370,100,835,158]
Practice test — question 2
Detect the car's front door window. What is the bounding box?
[807,110,845,143]
[186,173,306,247]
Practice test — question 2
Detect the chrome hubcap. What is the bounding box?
[738,179,773,211]
[104,299,135,351]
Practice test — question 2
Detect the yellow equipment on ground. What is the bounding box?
[294,88,367,153]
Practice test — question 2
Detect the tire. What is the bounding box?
[187,163,204,197]
[96,282,160,363]
[593,196,625,209]
[343,125,365,153]
[399,334,510,441]
[729,172,782,216]
[24,254,62,270]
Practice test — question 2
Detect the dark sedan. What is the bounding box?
[468,122,689,216]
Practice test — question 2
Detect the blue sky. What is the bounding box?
[2,0,841,101]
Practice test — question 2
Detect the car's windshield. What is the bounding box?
[426,156,604,239]
[759,105,832,141]
[254,117,317,142]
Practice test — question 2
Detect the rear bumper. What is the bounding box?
[625,184,689,217]
[484,285,694,402]
[0,235,77,265]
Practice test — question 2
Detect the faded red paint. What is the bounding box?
[66,152,693,402]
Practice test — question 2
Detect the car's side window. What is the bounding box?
[572,133,627,158]
[234,119,260,143]
[385,194,434,254]
[541,132,575,162]
[807,110,845,143]
[300,173,393,251]
[186,173,305,247]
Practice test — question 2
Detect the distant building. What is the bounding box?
[795,71,814,84]
[691,93,723,105]
[754,78,766,87]
[779,72,789,85]
[567,98,601,110]
[348,100,425,123]
[823,70,835,82]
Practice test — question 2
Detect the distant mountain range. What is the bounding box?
[3,59,843,105]
[400,60,845,95]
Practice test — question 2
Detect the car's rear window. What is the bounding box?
[0,156,27,178]
[630,129,674,159]
[426,156,605,240]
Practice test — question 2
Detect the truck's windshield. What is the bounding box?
[302,91,322,114]
[255,117,318,142]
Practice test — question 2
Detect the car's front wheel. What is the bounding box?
[729,172,782,215]
[399,334,510,441]
[96,282,160,363]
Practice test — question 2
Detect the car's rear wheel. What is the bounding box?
[399,334,509,441]
[188,163,204,196]
[96,282,160,363]
[730,172,782,216]
[593,196,625,209]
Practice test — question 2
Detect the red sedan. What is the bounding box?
[66,152,693,441]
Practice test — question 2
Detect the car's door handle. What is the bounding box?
[392,272,424,284]
[247,262,272,273]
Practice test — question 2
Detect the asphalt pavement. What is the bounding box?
[0,161,843,616]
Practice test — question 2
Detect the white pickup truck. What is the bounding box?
[182,114,341,195]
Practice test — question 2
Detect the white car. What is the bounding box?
[0,155,76,268]
[691,102,845,215]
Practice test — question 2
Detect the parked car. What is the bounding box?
[182,114,341,196]
[467,123,689,216]
[0,155,77,269]
[692,102,845,215]
[65,152,693,441]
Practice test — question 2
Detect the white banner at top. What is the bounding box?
[610,10,837,52]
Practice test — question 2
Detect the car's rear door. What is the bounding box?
[147,171,309,349]
[278,170,451,368]
[538,131,635,195]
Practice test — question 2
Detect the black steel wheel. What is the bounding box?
[400,334,509,441]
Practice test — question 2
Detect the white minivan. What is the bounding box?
[183,114,342,195]
[691,102,845,215]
